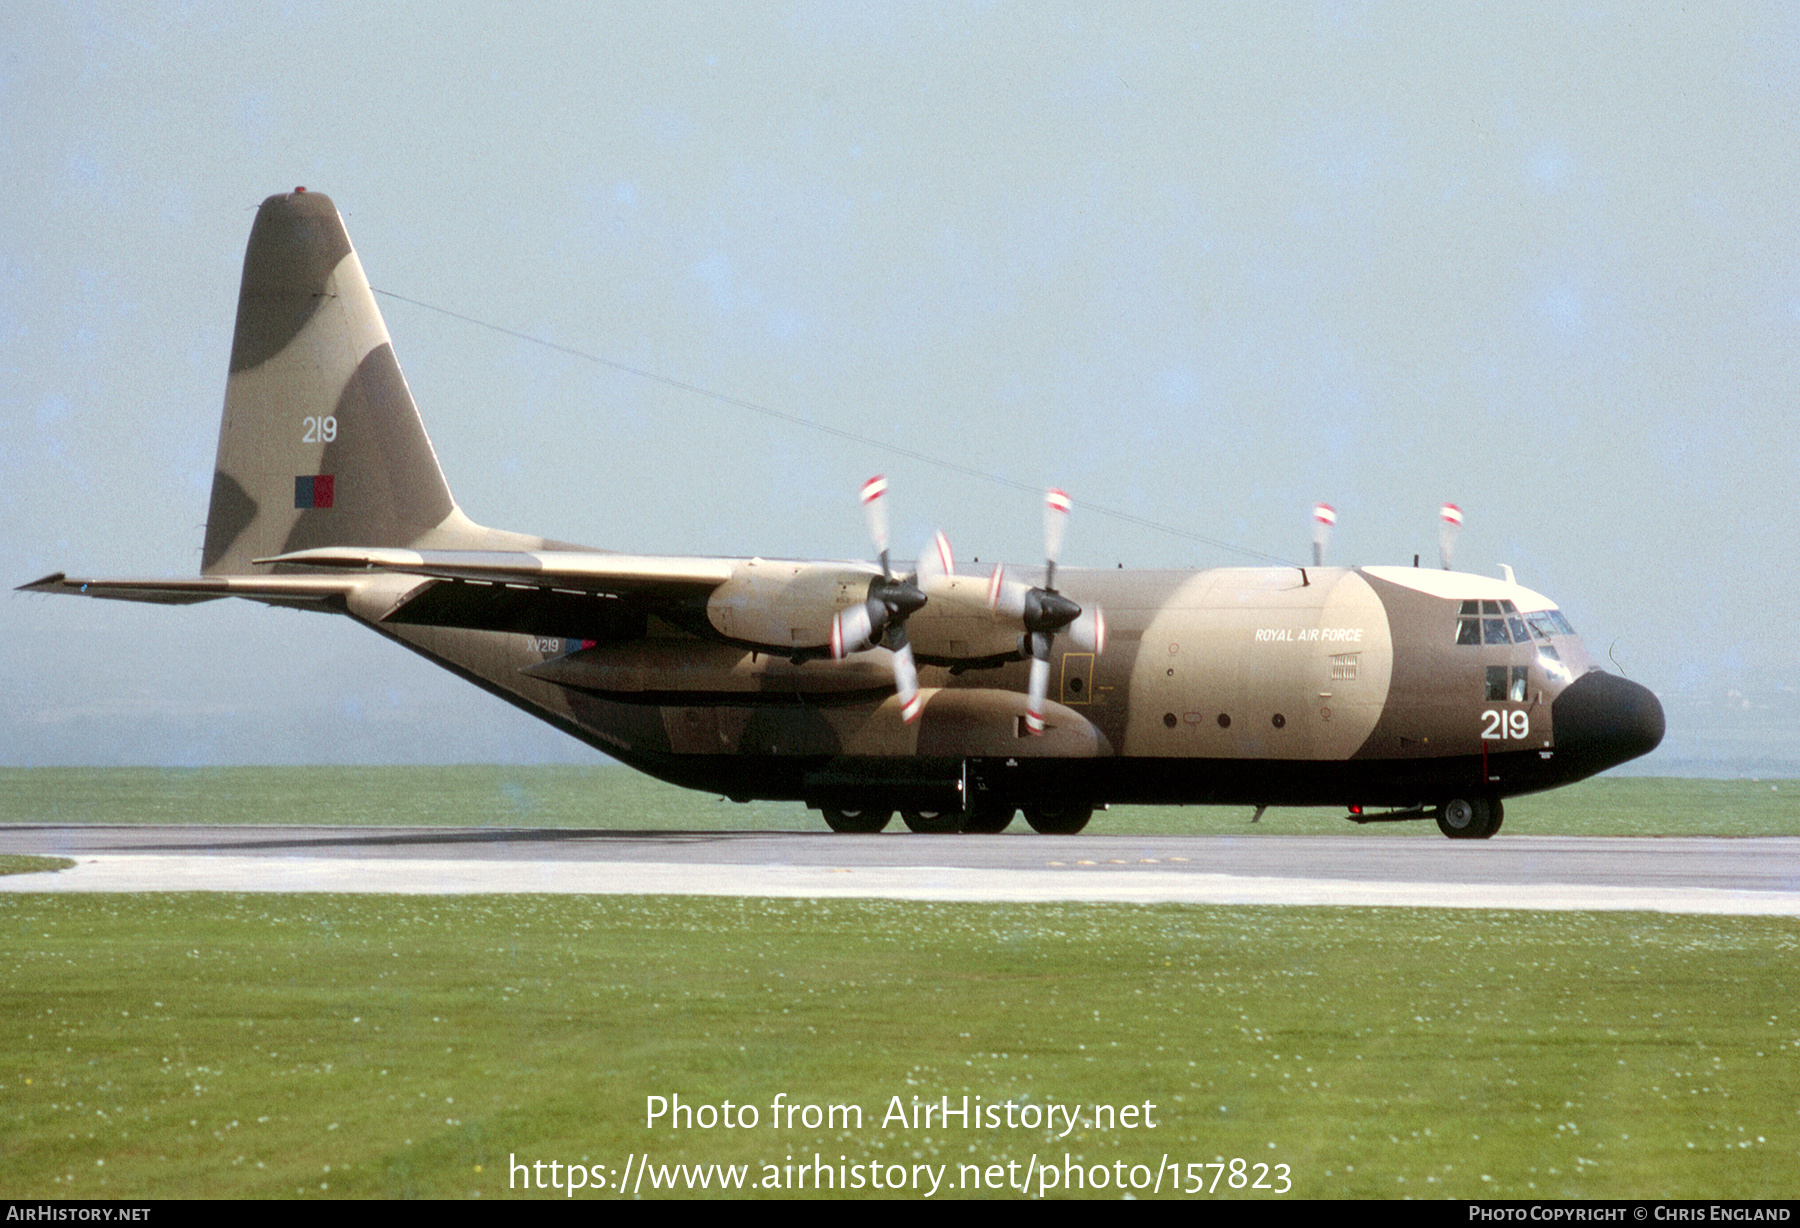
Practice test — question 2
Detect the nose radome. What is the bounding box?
[1550,670,1666,771]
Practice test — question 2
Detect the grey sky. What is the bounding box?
[5,4,1796,770]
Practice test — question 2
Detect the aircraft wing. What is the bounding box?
[251,547,740,641]
[21,548,739,642]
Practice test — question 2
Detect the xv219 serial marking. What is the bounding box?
[21,191,1665,837]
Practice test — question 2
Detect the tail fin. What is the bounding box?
[201,190,466,575]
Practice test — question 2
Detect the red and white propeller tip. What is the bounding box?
[860,475,890,560]
[828,602,872,660]
[894,643,922,724]
[1311,502,1335,566]
[1025,656,1051,734]
[1044,487,1072,565]
[1069,605,1106,656]
[917,529,954,586]
[1438,502,1462,570]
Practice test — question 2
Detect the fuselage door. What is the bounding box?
[1060,651,1095,706]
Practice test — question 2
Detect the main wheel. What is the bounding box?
[1022,803,1093,835]
[962,800,1016,834]
[901,808,966,834]
[1436,797,1499,839]
[821,807,892,833]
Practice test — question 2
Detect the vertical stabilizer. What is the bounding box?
[201,190,462,575]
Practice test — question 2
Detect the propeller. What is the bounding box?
[1438,502,1462,570]
[1312,503,1336,566]
[985,488,1103,734]
[829,476,928,722]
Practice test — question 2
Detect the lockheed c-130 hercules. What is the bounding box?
[21,190,1665,837]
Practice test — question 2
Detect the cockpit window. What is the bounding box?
[1455,600,1576,646]
[1537,645,1574,685]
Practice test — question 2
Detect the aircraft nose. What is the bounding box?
[1551,671,1666,771]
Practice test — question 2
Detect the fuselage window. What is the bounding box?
[1486,665,1508,701]
[1487,664,1530,702]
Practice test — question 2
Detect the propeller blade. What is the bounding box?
[917,529,954,587]
[893,638,922,724]
[1025,651,1051,734]
[860,475,890,573]
[829,599,878,659]
[1044,488,1071,589]
[1068,604,1106,655]
[1439,502,1463,571]
[1312,502,1336,567]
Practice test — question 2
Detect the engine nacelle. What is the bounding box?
[704,559,877,652]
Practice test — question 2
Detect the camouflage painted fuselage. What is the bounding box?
[358,558,1660,813]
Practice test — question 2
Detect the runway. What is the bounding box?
[2,825,1797,914]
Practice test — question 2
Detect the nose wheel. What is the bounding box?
[1436,797,1503,839]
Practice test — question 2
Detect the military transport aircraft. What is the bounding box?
[20,190,1665,837]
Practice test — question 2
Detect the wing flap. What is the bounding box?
[379,577,651,640]
[253,547,735,594]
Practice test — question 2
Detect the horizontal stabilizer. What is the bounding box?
[16,572,359,606]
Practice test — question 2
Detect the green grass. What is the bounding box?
[1,894,1794,1199]
[2,766,1798,836]
[0,855,74,876]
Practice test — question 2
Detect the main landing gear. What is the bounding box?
[817,800,1090,834]
[1436,797,1504,840]
[820,807,892,833]
[1021,803,1094,835]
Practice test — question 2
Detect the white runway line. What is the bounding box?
[3,854,1797,915]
